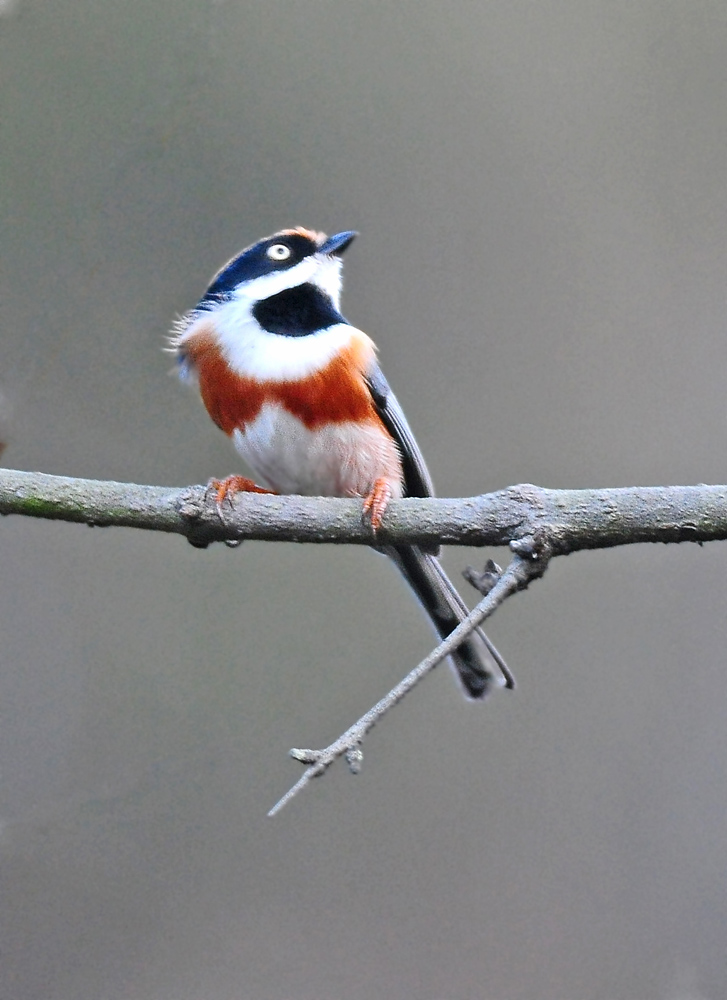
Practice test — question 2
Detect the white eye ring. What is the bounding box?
[266,243,291,261]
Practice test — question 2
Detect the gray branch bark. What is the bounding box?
[4,466,727,813]
[2,467,727,553]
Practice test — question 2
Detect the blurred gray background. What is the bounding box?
[2,2,727,998]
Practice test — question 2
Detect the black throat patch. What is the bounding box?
[252,283,346,338]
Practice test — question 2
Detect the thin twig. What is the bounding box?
[268,548,548,816]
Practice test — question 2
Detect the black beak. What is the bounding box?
[320,230,357,255]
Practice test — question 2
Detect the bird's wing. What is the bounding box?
[364,361,435,499]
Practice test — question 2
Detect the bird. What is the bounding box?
[171,226,510,698]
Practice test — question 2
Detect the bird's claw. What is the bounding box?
[208,475,275,516]
[362,478,392,533]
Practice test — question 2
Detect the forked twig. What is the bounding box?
[268,544,549,816]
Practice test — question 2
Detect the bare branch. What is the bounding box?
[2,468,727,552]
[268,549,547,816]
[4,466,727,814]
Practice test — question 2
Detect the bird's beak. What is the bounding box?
[319,230,357,256]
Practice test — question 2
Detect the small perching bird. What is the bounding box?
[172,227,508,698]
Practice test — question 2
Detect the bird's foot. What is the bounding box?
[362,478,392,533]
[209,475,275,514]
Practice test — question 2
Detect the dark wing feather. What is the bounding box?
[366,365,505,695]
[364,363,434,499]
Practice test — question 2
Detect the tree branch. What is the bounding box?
[267,549,546,816]
[4,466,727,814]
[2,467,727,552]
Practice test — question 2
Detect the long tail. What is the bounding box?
[386,545,508,700]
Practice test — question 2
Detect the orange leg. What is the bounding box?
[209,475,276,509]
[362,477,393,532]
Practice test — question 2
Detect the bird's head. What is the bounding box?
[198,227,357,311]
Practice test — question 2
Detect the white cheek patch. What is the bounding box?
[232,255,319,302]
[309,254,343,308]
[231,252,343,309]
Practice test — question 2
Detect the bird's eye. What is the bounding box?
[266,243,291,261]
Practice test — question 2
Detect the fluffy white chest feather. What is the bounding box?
[232,405,403,498]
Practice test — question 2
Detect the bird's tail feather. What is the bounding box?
[386,545,505,700]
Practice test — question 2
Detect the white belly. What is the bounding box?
[232,403,403,498]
